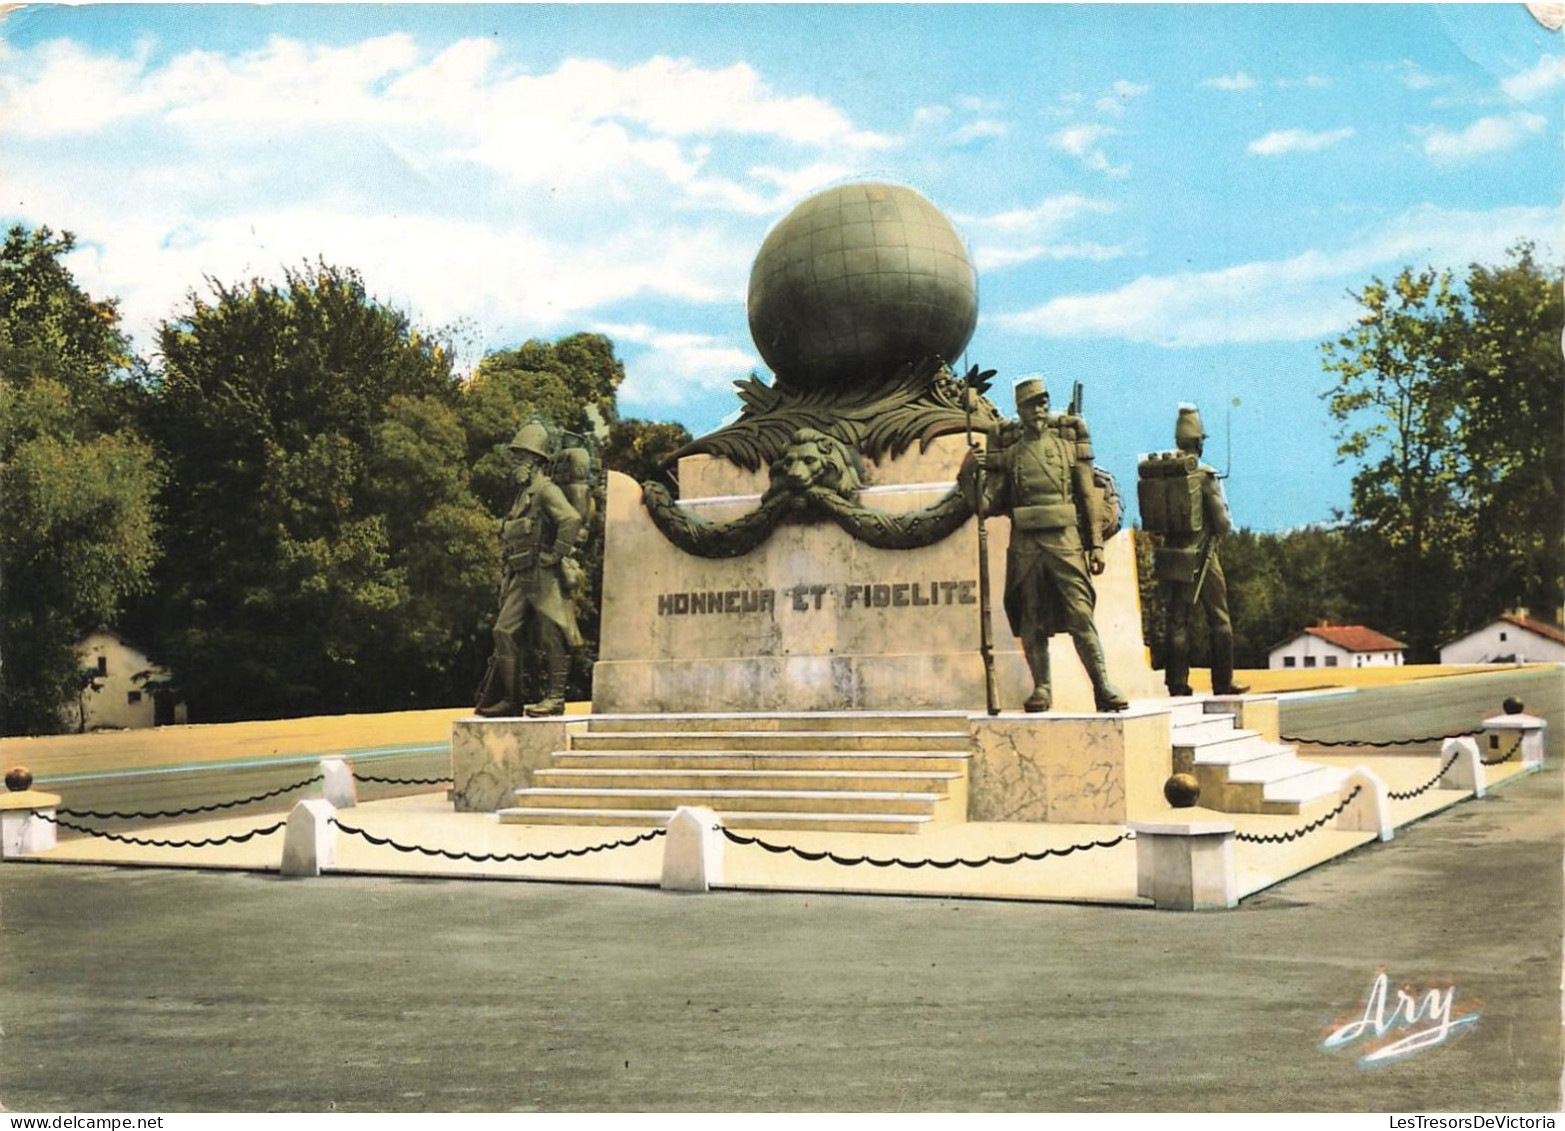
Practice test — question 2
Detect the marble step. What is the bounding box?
[551,750,970,773]
[569,730,971,753]
[509,785,950,816]
[1176,730,1272,766]
[1170,716,1241,746]
[496,807,934,835]
[534,767,962,794]
[584,711,970,735]
[1167,700,1216,727]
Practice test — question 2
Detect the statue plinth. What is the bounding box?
[591,437,1160,715]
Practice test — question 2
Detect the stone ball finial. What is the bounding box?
[1502,696,1525,715]
[5,767,34,792]
[1164,772,1201,808]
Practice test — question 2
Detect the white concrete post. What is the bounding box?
[1126,817,1237,910]
[0,790,62,859]
[1482,713,1546,770]
[1336,767,1395,841]
[661,806,724,892]
[1437,736,1484,797]
[280,799,337,877]
[321,758,358,809]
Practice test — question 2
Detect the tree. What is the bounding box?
[0,226,162,734]
[602,418,693,486]
[140,262,492,720]
[1322,248,1565,657]
[1452,244,1564,626]
[1322,267,1469,658]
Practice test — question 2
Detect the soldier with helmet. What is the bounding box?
[1153,405,1248,698]
[967,376,1129,713]
[475,421,585,718]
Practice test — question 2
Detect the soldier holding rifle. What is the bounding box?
[964,376,1129,714]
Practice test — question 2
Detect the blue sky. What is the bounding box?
[1,4,1558,529]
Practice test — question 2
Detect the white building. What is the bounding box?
[1439,612,1565,665]
[1268,624,1407,671]
[63,630,187,732]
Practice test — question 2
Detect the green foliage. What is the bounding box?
[602,418,693,486]
[460,333,623,514]
[0,225,162,734]
[141,262,493,720]
[1320,246,1563,658]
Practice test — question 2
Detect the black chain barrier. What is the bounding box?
[1480,734,1524,767]
[1280,730,1481,748]
[330,819,665,863]
[1234,786,1361,845]
[58,774,325,821]
[37,812,286,848]
[1386,748,1465,802]
[718,826,1134,869]
[353,773,453,786]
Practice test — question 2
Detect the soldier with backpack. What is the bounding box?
[1137,405,1248,698]
[475,421,590,718]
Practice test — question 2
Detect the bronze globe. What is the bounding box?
[747,182,978,393]
[5,766,33,792]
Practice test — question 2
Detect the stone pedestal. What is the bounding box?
[450,716,577,813]
[592,438,1160,715]
[279,799,336,877]
[661,806,725,892]
[1438,736,1485,797]
[968,708,1172,824]
[1128,814,1237,910]
[0,789,61,858]
[1336,767,1394,841]
[1481,712,1546,769]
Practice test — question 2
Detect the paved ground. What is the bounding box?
[0,669,1558,1113]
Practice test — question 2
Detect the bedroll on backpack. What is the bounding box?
[1136,451,1203,535]
[550,446,597,526]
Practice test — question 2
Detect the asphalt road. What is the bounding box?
[0,670,1559,1113]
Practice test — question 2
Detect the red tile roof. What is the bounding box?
[1303,624,1407,653]
[1499,613,1565,645]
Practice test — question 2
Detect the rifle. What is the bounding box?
[963,366,1000,717]
[1068,380,1083,419]
[1191,531,1217,604]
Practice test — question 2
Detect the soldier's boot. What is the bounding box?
[475,655,521,717]
[1021,638,1052,713]
[1074,632,1129,712]
[1210,633,1249,696]
[524,651,570,718]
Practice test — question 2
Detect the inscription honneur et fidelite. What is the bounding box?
[656,580,980,617]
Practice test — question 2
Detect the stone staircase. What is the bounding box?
[497,712,972,834]
[1170,699,1349,816]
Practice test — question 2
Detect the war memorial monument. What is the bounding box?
[450,181,1345,837]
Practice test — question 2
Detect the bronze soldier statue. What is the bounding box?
[969,377,1129,713]
[1155,405,1248,698]
[475,422,585,718]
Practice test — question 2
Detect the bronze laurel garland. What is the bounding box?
[641,481,976,559]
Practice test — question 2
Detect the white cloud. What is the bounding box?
[1397,60,1445,91]
[1500,55,1564,102]
[1277,75,1332,90]
[1097,79,1151,115]
[1418,112,1547,160]
[956,194,1121,271]
[1247,127,1355,157]
[1050,124,1127,175]
[950,118,1009,144]
[1202,72,1256,92]
[596,322,759,405]
[993,204,1558,348]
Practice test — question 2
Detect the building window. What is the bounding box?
[127,691,142,704]
[1325,656,1338,667]
[1304,656,1317,668]
[1283,656,1296,668]
[96,656,108,676]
